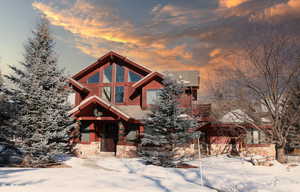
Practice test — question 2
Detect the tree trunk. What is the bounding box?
[276,146,287,163]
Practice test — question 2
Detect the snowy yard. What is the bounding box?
[0,156,299,192]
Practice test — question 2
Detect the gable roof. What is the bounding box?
[68,95,149,121]
[72,51,152,80]
[68,78,90,93]
[132,72,164,89]
[69,95,131,120]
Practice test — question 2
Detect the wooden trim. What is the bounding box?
[245,144,273,147]
[72,51,152,80]
[132,72,164,89]
[77,117,118,121]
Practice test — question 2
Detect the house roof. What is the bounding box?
[117,105,149,120]
[69,95,149,121]
[72,51,152,80]
[163,71,199,87]
[132,72,164,89]
[68,78,90,93]
[69,95,131,121]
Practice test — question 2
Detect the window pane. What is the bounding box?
[80,122,90,143]
[128,71,142,82]
[87,72,99,83]
[116,65,124,82]
[103,65,112,83]
[147,89,160,105]
[115,86,124,103]
[68,92,76,106]
[102,86,112,102]
[253,130,259,144]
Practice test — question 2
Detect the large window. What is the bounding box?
[128,71,142,82]
[116,65,124,82]
[103,65,113,83]
[146,89,160,105]
[115,86,124,103]
[102,86,112,102]
[87,72,99,83]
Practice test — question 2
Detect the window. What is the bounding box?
[80,121,90,143]
[103,65,112,83]
[87,72,99,83]
[128,71,142,82]
[102,86,112,102]
[246,129,268,144]
[115,86,124,103]
[146,89,160,105]
[67,92,76,106]
[116,65,124,82]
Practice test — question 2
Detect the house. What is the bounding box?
[194,105,276,159]
[68,51,199,158]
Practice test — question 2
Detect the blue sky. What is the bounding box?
[1,0,299,86]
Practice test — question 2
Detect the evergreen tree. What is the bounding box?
[0,70,15,143]
[140,78,198,167]
[6,18,74,165]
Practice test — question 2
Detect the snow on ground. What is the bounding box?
[0,156,214,192]
[0,155,299,192]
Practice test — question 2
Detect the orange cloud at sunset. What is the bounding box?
[31,0,300,94]
[264,0,300,17]
[219,0,249,8]
[32,0,204,77]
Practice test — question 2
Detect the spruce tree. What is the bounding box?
[6,18,74,165]
[0,70,15,144]
[140,78,198,167]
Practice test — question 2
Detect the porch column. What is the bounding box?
[118,121,125,144]
[90,121,96,142]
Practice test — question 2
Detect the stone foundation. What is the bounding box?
[241,144,276,160]
[73,142,101,158]
[116,145,137,158]
[208,143,275,159]
[209,144,232,155]
[175,144,196,159]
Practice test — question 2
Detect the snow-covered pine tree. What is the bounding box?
[5,18,74,165]
[140,77,198,167]
[0,70,15,143]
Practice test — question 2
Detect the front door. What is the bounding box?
[101,123,118,152]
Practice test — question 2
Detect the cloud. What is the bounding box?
[31,0,300,94]
[264,0,300,17]
[219,0,250,8]
[151,4,203,25]
[32,1,200,73]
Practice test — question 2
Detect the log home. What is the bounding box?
[68,51,199,158]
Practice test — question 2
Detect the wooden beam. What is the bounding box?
[77,116,117,121]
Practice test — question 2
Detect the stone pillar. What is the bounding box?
[118,121,125,144]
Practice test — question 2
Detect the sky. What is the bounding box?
[1,0,300,90]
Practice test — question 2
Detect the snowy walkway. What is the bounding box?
[0,156,299,192]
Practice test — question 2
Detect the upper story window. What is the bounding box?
[128,71,142,82]
[87,72,99,83]
[146,89,160,105]
[115,86,124,103]
[103,65,112,83]
[102,86,112,102]
[116,65,124,82]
